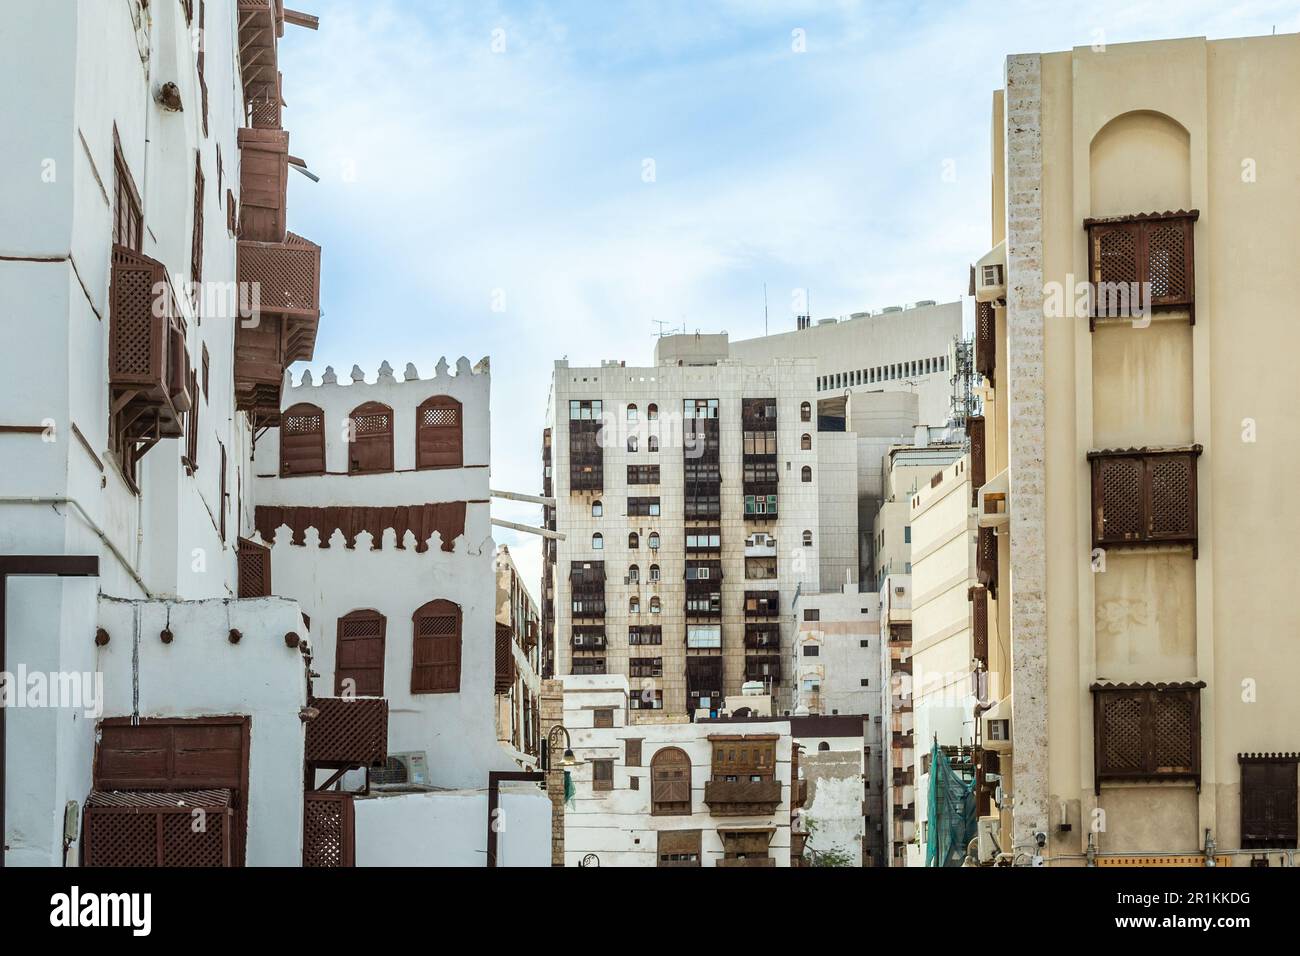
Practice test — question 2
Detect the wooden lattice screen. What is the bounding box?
[411,599,462,694]
[416,395,463,470]
[1089,447,1201,556]
[968,415,986,507]
[280,402,326,476]
[495,622,516,694]
[1084,211,1198,328]
[975,300,996,381]
[1091,683,1204,793]
[303,792,355,867]
[1238,753,1300,849]
[348,401,394,474]
[969,585,989,667]
[83,789,233,867]
[304,696,389,768]
[977,526,998,598]
[237,537,272,598]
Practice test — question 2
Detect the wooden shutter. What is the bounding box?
[416,395,463,469]
[1091,683,1203,793]
[334,610,386,697]
[969,586,988,667]
[651,747,692,815]
[494,622,515,694]
[1089,448,1201,555]
[184,368,200,471]
[594,708,613,729]
[968,414,985,507]
[348,401,394,474]
[191,152,205,289]
[411,599,461,694]
[280,403,325,476]
[657,829,701,867]
[1239,755,1299,849]
[592,759,614,792]
[975,300,995,381]
[977,525,997,598]
[237,537,271,598]
[626,738,643,767]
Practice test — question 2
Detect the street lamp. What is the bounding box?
[546,724,582,770]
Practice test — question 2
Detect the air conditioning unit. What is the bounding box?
[975,241,1007,304]
[371,751,431,789]
[976,816,1002,863]
[981,695,1013,751]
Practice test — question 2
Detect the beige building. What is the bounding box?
[496,545,542,767]
[978,33,1300,865]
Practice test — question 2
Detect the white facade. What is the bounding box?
[495,544,542,767]
[721,301,965,427]
[791,716,869,866]
[253,362,520,789]
[560,675,794,867]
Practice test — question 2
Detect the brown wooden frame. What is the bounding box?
[94,715,251,866]
[237,536,271,597]
[347,400,394,475]
[1238,753,1300,849]
[1083,210,1199,330]
[334,609,386,697]
[411,598,461,694]
[280,402,326,476]
[969,585,988,668]
[1088,446,1202,557]
[1090,682,1204,794]
[416,395,464,470]
[968,415,985,507]
[650,746,692,816]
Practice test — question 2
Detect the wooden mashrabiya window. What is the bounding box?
[348,400,394,474]
[417,395,463,469]
[1088,445,1202,557]
[280,402,325,476]
[1090,681,1205,795]
[411,598,461,694]
[1083,209,1198,329]
[1238,752,1299,850]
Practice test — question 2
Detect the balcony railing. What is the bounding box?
[305,696,389,769]
[704,780,783,815]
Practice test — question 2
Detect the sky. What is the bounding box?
[276,0,1299,600]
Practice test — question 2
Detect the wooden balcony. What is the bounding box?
[109,246,190,452]
[304,696,389,770]
[238,128,289,243]
[704,780,782,816]
[237,1,284,126]
[716,857,776,868]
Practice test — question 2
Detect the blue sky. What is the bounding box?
[277,0,1298,596]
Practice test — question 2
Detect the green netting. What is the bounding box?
[925,740,976,867]
[564,770,576,808]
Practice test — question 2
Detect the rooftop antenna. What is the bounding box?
[652,320,672,338]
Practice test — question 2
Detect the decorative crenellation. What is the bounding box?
[250,524,495,557]
[286,356,490,390]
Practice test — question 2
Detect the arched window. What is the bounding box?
[592,500,603,517]
[348,401,394,474]
[416,395,463,469]
[592,533,604,550]
[801,465,812,483]
[628,532,640,549]
[280,403,325,477]
[801,433,812,450]
[647,403,659,421]
[628,564,640,583]
[629,596,640,614]
[800,401,812,422]
[802,530,813,547]
[335,609,386,697]
[648,532,660,550]
[411,598,461,694]
[818,741,830,752]
[627,435,638,452]
[649,596,661,615]
[649,564,661,582]
[627,404,638,422]
[648,435,659,452]
[651,747,692,815]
